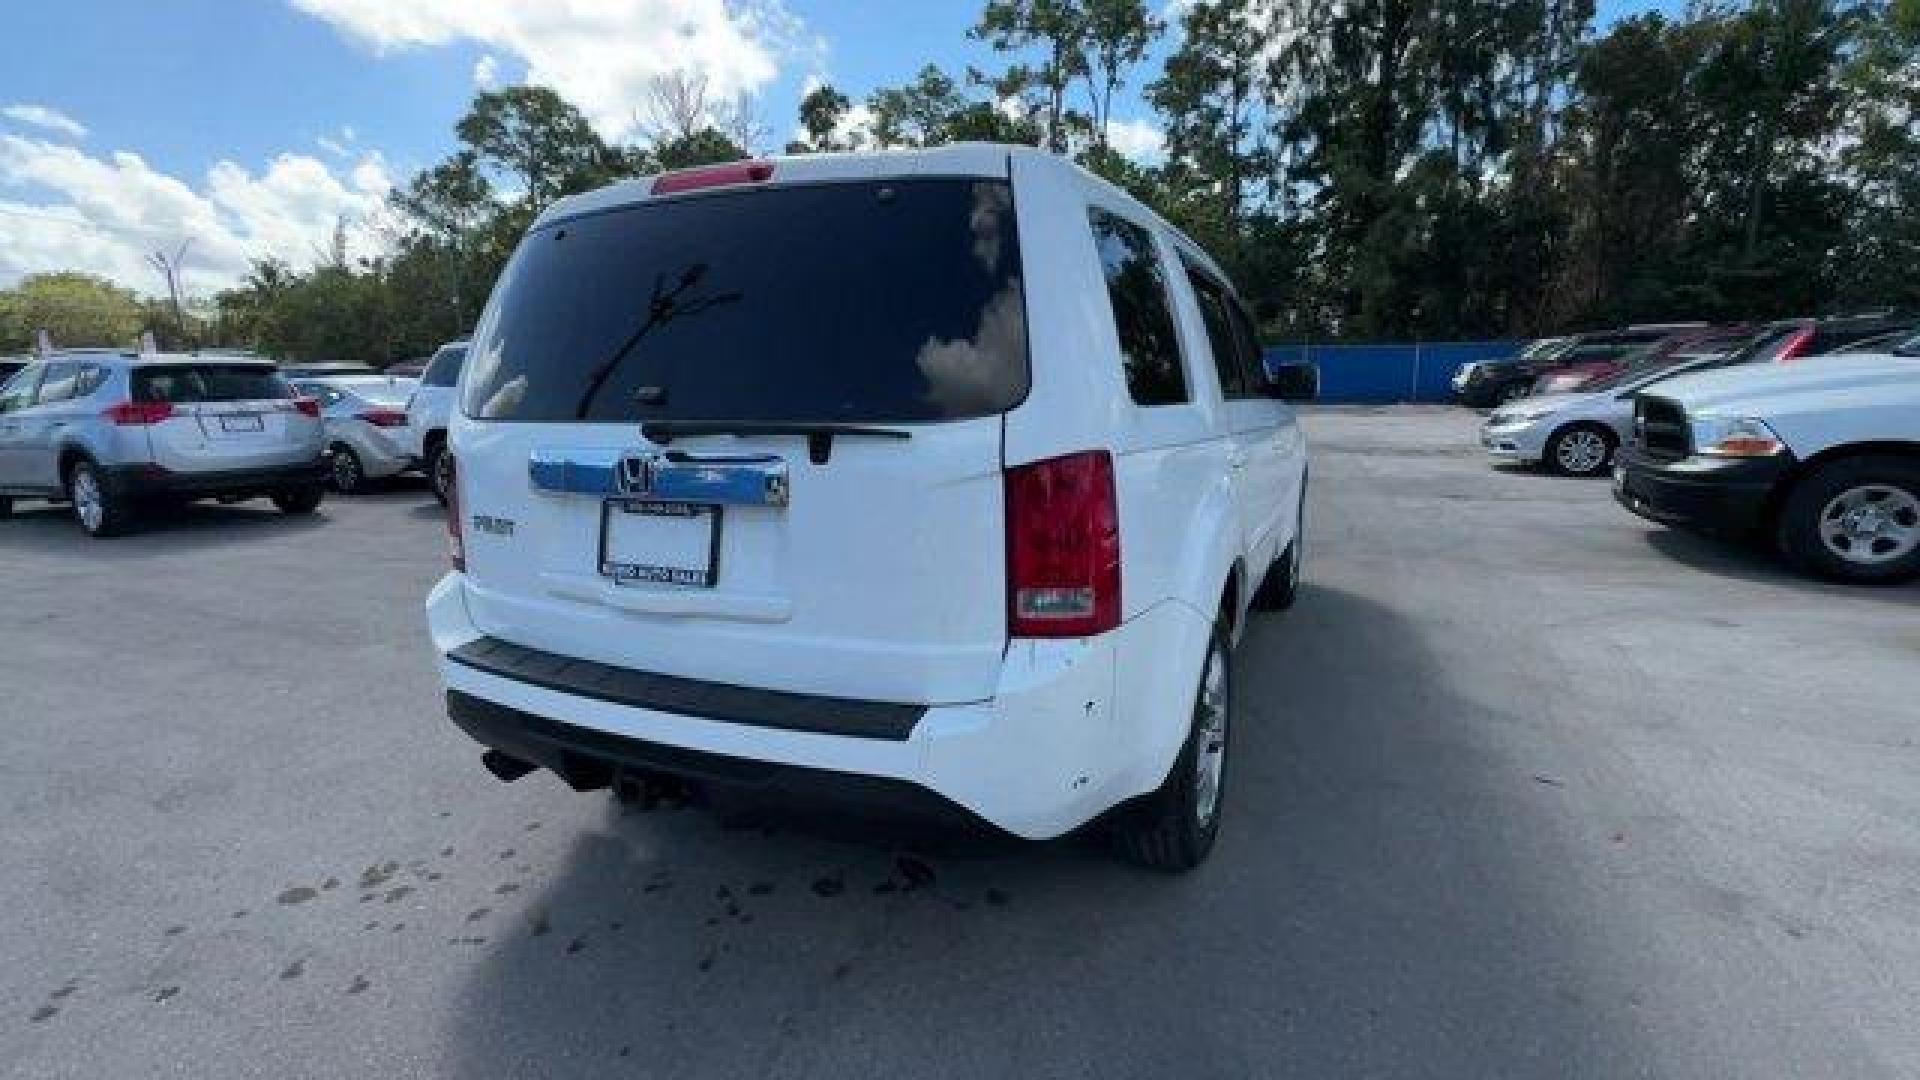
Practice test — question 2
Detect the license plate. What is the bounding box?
[219,414,264,433]
[598,500,719,588]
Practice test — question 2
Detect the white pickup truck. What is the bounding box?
[1615,335,1920,584]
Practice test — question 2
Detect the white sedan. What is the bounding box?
[291,376,419,493]
[1480,359,1712,476]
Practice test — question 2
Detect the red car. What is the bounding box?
[1533,324,1753,395]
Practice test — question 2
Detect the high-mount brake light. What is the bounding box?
[651,161,774,196]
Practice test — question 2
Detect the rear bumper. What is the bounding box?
[107,458,329,497]
[426,573,1211,839]
[1612,447,1787,534]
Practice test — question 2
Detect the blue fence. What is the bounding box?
[1263,340,1525,403]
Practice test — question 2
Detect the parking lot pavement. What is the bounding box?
[3,409,1917,1079]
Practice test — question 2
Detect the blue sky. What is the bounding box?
[0,0,1679,296]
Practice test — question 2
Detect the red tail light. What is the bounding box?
[292,396,321,418]
[652,160,774,196]
[446,455,465,572]
[358,407,407,428]
[1005,450,1121,638]
[103,400,173,426]
[1776,326,1815,362]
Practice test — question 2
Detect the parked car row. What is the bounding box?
[1481,324,1920,584]
[0,336,473,533]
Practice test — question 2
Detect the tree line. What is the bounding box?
[3,0,1914,361]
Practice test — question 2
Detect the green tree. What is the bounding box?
[972,0,1089,152]
[0,273,147,351]
[455,85,619,211]
[789,83,856,153]
[1148,0,1270,229]
[1079,0,1160,151]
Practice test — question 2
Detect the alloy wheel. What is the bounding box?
[1557,429,1610,475]
[1192,641,1229,827]
[71,467,104,533]
[1818,484,1920,565]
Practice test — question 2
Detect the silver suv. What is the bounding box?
[0,350,328,536]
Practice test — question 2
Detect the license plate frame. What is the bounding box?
[218,414,265,433]
[597,499,721,588]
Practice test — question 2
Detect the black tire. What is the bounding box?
[425,436,451,507]
[1777,456,1920,585]
[272,486,326,515]
[1111,622,1231,873]
[66,459,131,537]
[328,444,366,494]
[1545,423,1617,478]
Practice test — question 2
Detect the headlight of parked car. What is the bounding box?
[1494,405,1560,425]
[1693,416,1786,458]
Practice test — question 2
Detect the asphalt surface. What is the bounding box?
[4,406,1917,1079]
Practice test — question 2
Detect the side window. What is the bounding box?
[0,363,42,414]
[1088,208,1187,406]
[1225,297,1269,391]
[72,365,107,398]
[1184,266,1246,399]
[34,363,81,405]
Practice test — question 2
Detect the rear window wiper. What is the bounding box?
[640,421,912,464]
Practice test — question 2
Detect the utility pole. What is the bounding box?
[147,240,192,347]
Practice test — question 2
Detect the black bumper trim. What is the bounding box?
[107,459,328,496]
[447,636,926,741]
[1614,447,1786,534]
[446,690,983,827]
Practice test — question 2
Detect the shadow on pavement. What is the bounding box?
[1643,526,1919,602]
[444,585,1630,1078]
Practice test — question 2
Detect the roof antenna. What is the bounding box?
[138,331,159,356]
[34,329,53,358]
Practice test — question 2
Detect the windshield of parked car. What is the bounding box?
[462,178,1029,425]
[421,346,466,387]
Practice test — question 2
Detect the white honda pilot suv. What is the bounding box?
[427,145,1316,870]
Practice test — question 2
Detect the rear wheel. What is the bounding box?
[329,444,366,494]
[425,436,452,506]
[272,486,325,515]
[1111,622,1231,873]
[1778,457,1920,584]
[1547,424,1616,477]
[67,460,130,538]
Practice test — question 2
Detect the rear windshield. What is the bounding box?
[463,177,1029,425]
[134,365,293,403]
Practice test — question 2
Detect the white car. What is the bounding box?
[1617,337,1920,584]
[1480,358,1716,477]
[405,340,467,505]
[426,145,1317,871]
[289,375,418,494]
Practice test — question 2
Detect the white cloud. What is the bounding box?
[2,105,87,140]
[1106,118,1166,163]
[289,0,810,139]
[473,53,500,88]
[0,134,392,295]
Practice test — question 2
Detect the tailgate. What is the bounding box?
[457,419,1008,705]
